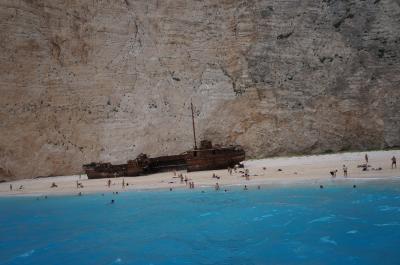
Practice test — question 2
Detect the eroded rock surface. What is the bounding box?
[1,0,399,179]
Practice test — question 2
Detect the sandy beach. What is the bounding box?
[1,150,399,197]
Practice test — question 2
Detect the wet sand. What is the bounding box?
[0,150,399,197]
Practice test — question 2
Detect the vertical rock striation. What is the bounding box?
[0,0,399,179]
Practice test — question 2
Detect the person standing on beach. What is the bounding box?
[179,174,184,183]
[107,179,111,188]
[343,165,348,177]
[122,179,125,188]
[365,154,369,164]
[392,156,397,169]
[215,183,220,191]
[9,184,12,191]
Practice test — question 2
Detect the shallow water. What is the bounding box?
[1,180,400,265]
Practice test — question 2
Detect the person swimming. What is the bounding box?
[244,185,248,190]
[111,199,115,204]
[320,185,324,189]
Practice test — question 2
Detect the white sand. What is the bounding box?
[1,150,399,196]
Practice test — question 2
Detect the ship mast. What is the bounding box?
[191,100,197,150]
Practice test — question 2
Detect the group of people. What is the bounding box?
[188,181,195,189]
[179,173,188,184]
[214,182,254,191]
[212,173,221,180]
[9,184,24,191]
[364,154,396,169]
[121,179,130,188]
[330,154,397,178]
[178,173,194,188]
[177,173,194,188]
[329,165,347,178]
[4,153,397,195]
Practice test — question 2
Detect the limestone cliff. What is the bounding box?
[1,0,399,179]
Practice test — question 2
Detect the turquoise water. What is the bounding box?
[1,180,400,265]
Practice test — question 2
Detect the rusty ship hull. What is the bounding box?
[185,148,245,172]
[84,143,245,179]
[126,154,186,177]
[83,163,127,179]
[84,148,244,179]
[147,154,187,173]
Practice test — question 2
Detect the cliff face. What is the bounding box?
[1,0,399,179]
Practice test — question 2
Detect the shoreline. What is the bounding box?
[1,176,400,198]
[0,150,399,197]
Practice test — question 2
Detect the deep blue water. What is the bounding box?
[1,180,400,265]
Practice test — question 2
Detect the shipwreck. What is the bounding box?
[83,102,245,179]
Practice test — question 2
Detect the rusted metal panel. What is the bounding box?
[148,155,187,172]
[83,163,127,179]
[185,146,245,172]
